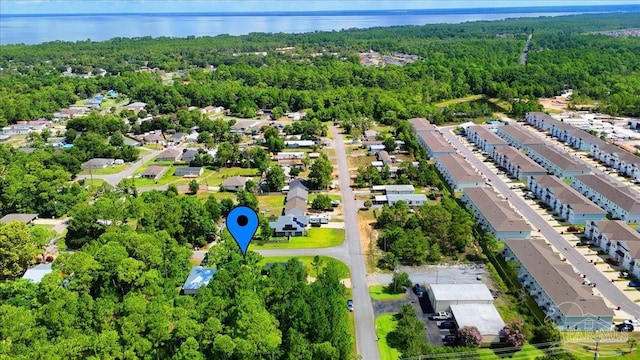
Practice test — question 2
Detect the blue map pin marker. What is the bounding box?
[226,206,259,256]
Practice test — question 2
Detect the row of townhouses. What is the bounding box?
[462,187,532,240]
[525,112,640,182]
[527,175,606,224]
[585,220,640,279]
[504,239,614,330]
[435,154,485,191]
[525,145,591,179]
[492,146,547,181]
[409,118,457,158]
[571,174,640,224]
[466,126,508,153]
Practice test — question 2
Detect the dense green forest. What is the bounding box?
[1,12,639,125]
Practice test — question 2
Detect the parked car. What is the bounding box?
[615,323,634,332]
[346,300,354,312]
[430,311,452,320]
[624,319,640,327]
[628,280,640,287]
[438,321,456,329]
[443,334,458,344]
[605,258,620,266]
[413,284,424,297]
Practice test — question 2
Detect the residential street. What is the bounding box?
[441,126,640,319]
[77,148,163,186]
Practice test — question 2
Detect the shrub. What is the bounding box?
[501,320,526,348]
[458,326,482,347]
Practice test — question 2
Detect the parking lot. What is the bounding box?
[370,265,491,346]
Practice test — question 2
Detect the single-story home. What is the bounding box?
[82,158,115,169]
[222,176,250,191]
[181,149,200,163]
[140,165,167,181]
[182,266,217,295]
[269,215,308,237]
[174,167,204,177]
[0,213,39,225]
[285,140,315,148]
[156,148,183,162]
[21,263,53,283]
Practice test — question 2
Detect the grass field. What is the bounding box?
[435,94,484,108]
[79,164,129,175]
[308,193,341,203]
[369,285,406,301]
[207,167,260,185]
[258,255,350,279]
[375,314,402,360]
[348,154,376,169]
[476,344,546,359]
[250,228,345,249]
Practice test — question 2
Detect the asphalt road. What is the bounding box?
[332,126,380,360]
[78,148,163,186]
[441,126,640,319]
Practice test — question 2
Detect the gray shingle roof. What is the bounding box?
[464,187,531,232]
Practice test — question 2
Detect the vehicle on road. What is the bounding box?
[615,323,634,332]
[413,284,424,297]
[346,299,354,312]
[430,311,452,320]
[438,321,456,329]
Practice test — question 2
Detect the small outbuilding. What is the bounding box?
[182,266,217,295]
[427,283,494,312]
[450,304,505,344]
[0,213,39,225]
[22,263,53,283]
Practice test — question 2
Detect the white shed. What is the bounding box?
[427,283,494,312]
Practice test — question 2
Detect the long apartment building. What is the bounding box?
[527,175,606,224]
[591,142,640,182]
[571,174,640,224]
[504,239,614,330]
[416,131,457,159]
[585,220,640,279]
[466,126,508,153]
[525,112,605,151]
[492,146,547,181]
[495,123,546,150]
[462,187,531,240]
[435,154,485,191]
[525,145,591,179]
[408,117,438,133]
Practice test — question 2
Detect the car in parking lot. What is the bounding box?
[346,299,353,312]
[615,323,634,332]
[413,284,425,296]
[430,311,452,320]
[628,280,640,288]
[443,334,458,344]
[438,321,456,329]
[624,319,640,327]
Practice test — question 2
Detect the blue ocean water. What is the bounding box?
[1,4,639,45]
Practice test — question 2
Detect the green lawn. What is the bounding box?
[258,255,350,278]
[375,314,402,360]
[79,164,129,175]
[196,191,236,201]
[369,285,406,301]
[208,167,260,186]
[434,94,484,108]
[477,344,546,359]
[257,194,286,218]
[348,154,376,169]
[250,228,345,249]
[308,194,341,202]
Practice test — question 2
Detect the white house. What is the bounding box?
[222,176,250,191]
[590,143,640,182]
[386,194,428,206]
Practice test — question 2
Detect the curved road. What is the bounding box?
[441,126,640,318]
[78,148,163,186]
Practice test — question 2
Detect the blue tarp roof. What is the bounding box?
[182,266,216,291]
[22,263,53,283]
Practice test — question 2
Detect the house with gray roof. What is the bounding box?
[174,167,203,177]
[180,149,199,163]
[527,175,605,224]
[408,118,437,133]
[591,142,640,182]
[495,123,545,150]
[222,176,249,191]
[386,193,428,206]
[0,213,38,225]
[463,187,531,240]
[284,198,307,218]
[156,148,182,162]
[466,126,508,153]
[585,220,640,278]
[269,215,308,237]
[377,150,393,165]
[286,186,308,203]
[492,146,548,181]
[504,239,614,330]
[525,145,591,179]
[571,174,640,224]
[143,131,166,145]
[140,165,167,181]
[82,158,115,169]
[435,154,485,191]
[525,112,558,131]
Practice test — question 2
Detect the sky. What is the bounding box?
[1,0,639,15]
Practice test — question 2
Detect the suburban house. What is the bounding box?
[286,111,306,121]
[269,215,308,237]
[504,239,614,330]
[363,129,378,141]
[408,118,437,133]
[525,145,591,179]
[123,137,141,147]
[143,131,166,145]
[2,123,46,135]
[591,142,640,182]
[0,213,39,225]
[571,175,640,224]
[492,146,547,181]
[285,140,315,148]
[495,123,545,150]
[376,184,415,195]
[416,131,457,159]
[377,150,393,165]
[167,132,184,145]
[367,144,386,153]
[47,137,67,148]
[286,186,308,203]
[527,175,606,224]
[284,198,307,218]
[385,194,428,206]
[584,220,640,278]
[182,266,216,295]
[180,149,199,163]
[466,126,508,153]
[81,158,115,169]
[288,178,309,191]
[156,148,183,162]
[124,102,147,112]
[435,154,485,191]
[462,187,531,240]
[222,176,250,191]
[173,167,203,177]
[185,131,199,143]
[276,152,304,160]
[21,264,53,283]
[140,165,167,181]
